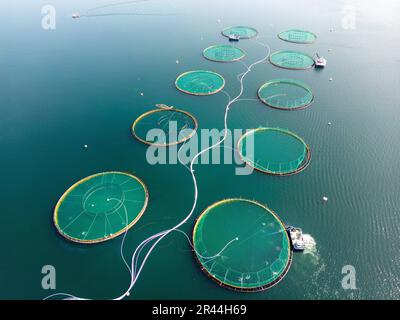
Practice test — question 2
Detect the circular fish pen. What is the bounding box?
[258,79,314,110]
[269,50,315,70]
[192,198,292,292]
[278,29,317,44]
[203,45,246,62]
[131,105,198,146]
[237,127,311,176]
[175,70,225,96]
[54,172,148,244]
[221,26,258,39]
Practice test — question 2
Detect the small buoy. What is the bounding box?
[126,292,130,297]
[328,122,332,126]
[176,60,179,64]
[329,77,333,81]
[322,196,328,202]
[84,144,88,148]
[140,92,144,96]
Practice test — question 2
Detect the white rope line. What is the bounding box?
[61,209,87,231]
[120,203,132,274]
[83,214,99,240]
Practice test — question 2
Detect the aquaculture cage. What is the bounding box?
[269,50,315,70]
[258,79,314,110]
[175,70,225,96]
[132,105,198,146]
[193,198,292,291]
[203,45,246,62]
[278,29,317,44]
[54,172,148,244]
[237,127,311,176]
[221,26,258,39]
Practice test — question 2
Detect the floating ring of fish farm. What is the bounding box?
[221,26,258,39]
[54,172,148,244]
[175,70,225,96]
[203,45,246,62]
[278,29,317,44]
[269,50,315,70]
[131,106,198,147]
[258,79,314,110]
[192,198,292,292]
[237,127,311,176]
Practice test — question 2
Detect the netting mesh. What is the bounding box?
[175,70,225,95]
[193,199,292,291]
[269,50,315,70]
[132,106,198,146]
[258,79,314,110]
[222,26,258,39]
[278,29,317,44]
[237,127,311,175]
[203,45,246,62]
[54,172,148,243]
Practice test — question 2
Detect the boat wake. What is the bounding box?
[302,234,318,261]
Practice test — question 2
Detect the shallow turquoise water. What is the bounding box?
[1,0,400,299]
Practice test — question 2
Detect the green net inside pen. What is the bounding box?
[175,70,225,95]
[193,199,292,291]
[258,79,314,110]
[278,29,317,44]
[269,50,315,70]
[132,107,198,146]
[203,45,246,62]
[221,26,258,39]
[54,172,148,243]
[237,127,311,175]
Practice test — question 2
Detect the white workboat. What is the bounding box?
[228,33,240,41]
[286,226,305,251]
[315,53,327,68]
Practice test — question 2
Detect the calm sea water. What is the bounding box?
[1,0,399,299]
